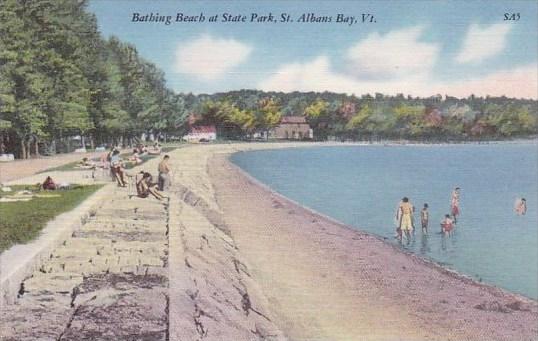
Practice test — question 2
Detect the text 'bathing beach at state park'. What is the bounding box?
[130,12,370,26]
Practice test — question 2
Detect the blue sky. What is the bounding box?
[89,0,538,98]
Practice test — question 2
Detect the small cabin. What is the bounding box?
[271,116,313,140]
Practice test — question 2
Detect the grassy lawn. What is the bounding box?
[38,146,178,173]
[0,184,103,252]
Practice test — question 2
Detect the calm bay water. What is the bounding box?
[232,143,538,299]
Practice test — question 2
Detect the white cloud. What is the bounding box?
[259,26,536,99]
[435,64,538,99]
[174,34,252,81]
[259,56,429,95]
[259,57,537,99]
[455,23,511,64]
[345,26,440,80]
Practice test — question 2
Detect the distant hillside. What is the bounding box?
[182,90,538,141]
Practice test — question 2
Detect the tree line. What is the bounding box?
[0,0,187,158]
[1,1,536,159]
[190,90,537,141]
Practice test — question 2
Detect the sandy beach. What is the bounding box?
[1,142,537,341]
[197,143,538,341]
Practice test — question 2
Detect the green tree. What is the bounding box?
[393,104,426,138]
[255,98,281,138]
[304,99,330,139]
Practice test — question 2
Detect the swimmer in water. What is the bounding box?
[515,198,527,215]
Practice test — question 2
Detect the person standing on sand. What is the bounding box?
[451,187,460,223]
[158,155,171,191]
[421,203,429,234]
[397,197,414,241]
[110,149,127,187]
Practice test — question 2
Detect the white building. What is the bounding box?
[182,125,217,142]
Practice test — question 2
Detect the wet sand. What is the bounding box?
[206,144,538,341]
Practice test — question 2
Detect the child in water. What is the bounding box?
[421,203,429,234]
[440,214,454,236]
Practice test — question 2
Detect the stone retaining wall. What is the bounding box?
[0,183,116,305]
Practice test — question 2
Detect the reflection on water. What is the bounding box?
[420,234,430,255]
[233,143,538,299]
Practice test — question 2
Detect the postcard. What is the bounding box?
[0,1,537,340]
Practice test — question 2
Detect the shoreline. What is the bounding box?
[226,155,538,304]
[2,142,536,340]
[217,138,538,146]
[0,143,538,341]
[201,143,537,340]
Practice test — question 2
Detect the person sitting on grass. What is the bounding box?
[136,172,165,200]
[42,176,57,190]
[110,149,127,187]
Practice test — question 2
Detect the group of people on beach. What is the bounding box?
[128,143,162,165]
[395,187,461,241]
[134,154,171,201]
[96,145,172,201]
[117,152,171,201]
[396,187,528,242]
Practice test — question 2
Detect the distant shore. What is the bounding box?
[237,137,538,145]
[196,142,538,341]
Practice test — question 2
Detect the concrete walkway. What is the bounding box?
[0,186,170,340]
[0,144,292,340]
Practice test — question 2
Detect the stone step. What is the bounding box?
[81,219,165,232]
[73,229,165,242]
[23,272,83,295]
[41,258,97,275]
[0,302,73,341]
[111,240,167,256]
[62,237,113,249]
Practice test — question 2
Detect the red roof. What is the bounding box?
[280,116,307,124]
[190,126,216,134]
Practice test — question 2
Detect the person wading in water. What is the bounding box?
[451,187,461,223]
[396,197,415,242]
